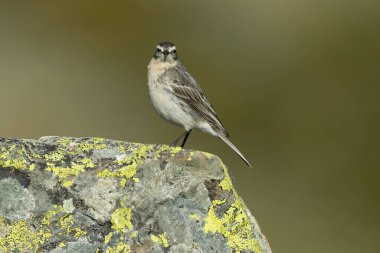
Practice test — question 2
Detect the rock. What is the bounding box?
[0,136,271,253]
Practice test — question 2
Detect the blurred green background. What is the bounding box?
[0,1,379,252]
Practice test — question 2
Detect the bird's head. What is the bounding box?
[153,42,178,63]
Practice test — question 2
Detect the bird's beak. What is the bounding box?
[163,51,169,62]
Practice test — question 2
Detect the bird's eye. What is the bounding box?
[172,49,176,54]
[156,48,161,53]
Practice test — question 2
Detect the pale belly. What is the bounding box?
[148,83,196,131]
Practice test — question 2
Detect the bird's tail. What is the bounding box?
[217,133,252,167]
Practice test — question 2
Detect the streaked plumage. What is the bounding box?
[147,42,251,167]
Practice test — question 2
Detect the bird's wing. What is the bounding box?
[165,66,229,137]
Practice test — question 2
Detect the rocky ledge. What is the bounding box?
[0,136,271,253]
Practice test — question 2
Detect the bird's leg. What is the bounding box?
[180,130,192,148]
[170,131,188,147]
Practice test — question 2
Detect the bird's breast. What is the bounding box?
[148,80,196,130]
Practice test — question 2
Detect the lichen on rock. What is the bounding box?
[0,136,271,253]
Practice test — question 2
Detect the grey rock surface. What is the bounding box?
[0,136,271,253]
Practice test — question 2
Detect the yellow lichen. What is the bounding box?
[118,145,127,153]
[203,152,214,159]
[203,162,263,253]
[42,205,64,226]
[46,158,95,188]
[111,207,132,233]
[44,151,64,163]
[59,214,86,238]
[187,151,195,161]
[106,241,131,253]
[42,138,109,187]
[97,144,154,187]
[189,213,200,221]
[29,164,35,171]
[204,199,261,252]
[192,242,200,250]
[41,205,86,238]
[117,144,153,167]
[0,142,42,172]
[151,232,169,248]
[0,138,146,251]
[78,138,107,152]
[219,177,232,191]
[218,163,234,191]
[0,146,29,170]
[104,232,113,244]
[57,137,71,146]
[119,165,137,179]
[97,164,137,187]
[97,169,115,178]
[0,204,86,252]
[80,157,95,168]
[154,145,181,158]
[0,220,52,252]
[105,201,136,252]
[119,178,127,187]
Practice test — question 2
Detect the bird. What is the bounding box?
[147,42,252,167]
